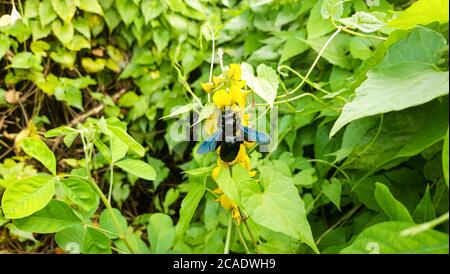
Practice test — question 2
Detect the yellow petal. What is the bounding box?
[232,208,241,224]
[201,82,215,93]
[213,188,223,195]
[229,84,246,110]
[213,76,222,86]
[212,165,221,180]
[219,193,237,210]
[213,89,231,109]
[226,64,241,81]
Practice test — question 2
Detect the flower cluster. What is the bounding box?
[201,64,256,224]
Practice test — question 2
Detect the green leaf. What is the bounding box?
[24,0,40,19]
[81,58,106,73]
[10,52,43,71]
[107,125,145,157]
[51,20,74,45]
[307,0,335,39]
[216,165,249,205]
[148,213,176,254]
[175,180,205,241]
[0,35,11,60]
[66,35,91,51]
[305,33,352,70]
[116,229,150,254]
[115,0,139,26]
[56,224,112,254]
[292,168,318,186]
[60,178,99,212]
[103,8,121,32]
[330,27,449,136]
[322,178,342,210]
[321,0,343,20]
[51,0,76,23]
[279,37,309,64]
[21,137,57,175]
[45,126,77,138]
[54,85,83,111]
[141,0,166,24]
[2,175,56,219]
[30,41,50,57]
[340,221,449,254]
[413,185,436,223]
[73,16,91,40]
[78,0,104,15]
[443,128,449,187]
[241,62,278,107]
[374,182,414,223]
[153,28,170,53]
[115,159,156,181]
[334,117,376,162]
[99,208,127,239]
[339,12,386,33]
[39,0,58,26]
[110,135,128,163]
[388,0,449,30]
[50,48,76,68]
[13,200,81,233]
[241,166,319,253]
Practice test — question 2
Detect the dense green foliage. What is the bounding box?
[0,0,448,254]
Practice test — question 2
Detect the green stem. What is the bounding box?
[243,218,260,254]
[79,131,136,254]
[315,204,361,245]
[224,213,233,254]
[87,177,137,254]
[108,136,114,203]
[234,220,250,254]
[401,212,450,237]
[86,224,121,238]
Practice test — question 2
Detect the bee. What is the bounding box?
[197,108,270,162]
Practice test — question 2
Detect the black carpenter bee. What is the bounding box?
[197,108,270,162]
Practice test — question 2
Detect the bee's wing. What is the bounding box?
[240,125,270,145]
[197,129,222,154]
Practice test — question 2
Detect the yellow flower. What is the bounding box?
[226,64,241,81]
[213,89,232,109]
[213,188,241,224]
[200,82,215,93]
[213,76,222,86]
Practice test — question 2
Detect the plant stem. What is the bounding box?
[234,220,250,254]
[108,136,114,202]
[315,204,361,245]
[79,131,136,254]
[87,176,137,254]
[243,218,260,254]
[224,213,233,254]
[401,212,450,237]
[276,27,342,99]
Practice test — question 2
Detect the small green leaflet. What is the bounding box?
[374,182,414,223]
[148,213,176,254]
[241,62,278,107]
[13,200,81,233]
[115,159,156,181]
[320,0,343,20]
[2,175,56,219]
[21,137,57,175]
[338,12,386,33]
